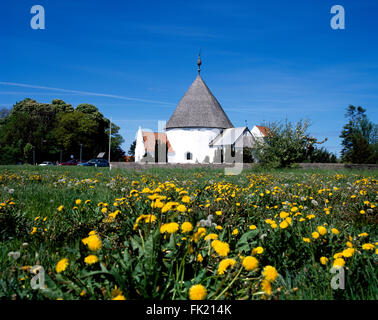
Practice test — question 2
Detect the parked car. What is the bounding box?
[39,161,56,166]
[78,159,109,167]
[59,159,82,166]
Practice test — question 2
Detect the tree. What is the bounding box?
[53,111,99,159]
[340,105,377,163]
[311,147,338,163]
[254,119,310,168]
[128,140,136,156]
[0,98,126,164]
[23,143,33,164]
[51,99,74,114]
[243,147,254,163]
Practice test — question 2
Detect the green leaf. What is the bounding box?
[236,230,258,247]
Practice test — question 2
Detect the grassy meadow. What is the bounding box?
[0,165,377,300]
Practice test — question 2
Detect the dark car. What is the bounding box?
[77,159,109,167]
[59,159,82,166]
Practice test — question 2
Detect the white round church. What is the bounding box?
[135,56,268,164]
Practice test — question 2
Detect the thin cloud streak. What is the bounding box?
[0,91,81,96]
[0,82,176,106]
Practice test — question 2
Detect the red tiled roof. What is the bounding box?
[142,132,174,152]
[256,125,270,137]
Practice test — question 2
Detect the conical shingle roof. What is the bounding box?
[166,74,234,129]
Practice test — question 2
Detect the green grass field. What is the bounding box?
[0,165,377,300]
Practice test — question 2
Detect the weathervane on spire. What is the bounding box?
[197,51,202,74]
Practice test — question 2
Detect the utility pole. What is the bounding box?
[108,118,111,167]
[80,144,83,163]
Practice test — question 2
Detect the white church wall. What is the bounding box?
[135,126,146,162]
[166,128,221,163]
[251,126,265,140]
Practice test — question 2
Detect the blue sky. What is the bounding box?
[1,0,377,156]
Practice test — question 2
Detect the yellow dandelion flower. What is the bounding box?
[320,257,329,265]
[317,226,327,236]
[333,258,345,269]
[280,211,289,219]
[279,220,289,229]
[189,284,207,300]
[197,253,203,263]
[249,225,257,230]
[331,228,339,235]
[75,199,82,205]
[193,227,207,242]
[176,204,187,213]
[242,256,259,271]
[302,237,311,243]
[232,229,239,236]
[82,233,102,251]
[262,265,278,282]
[217,258,236,275]
[342,248,355,258]
[58,205,64,212]
[56,258,69,273]
[211,240,230,257]
[84,255,99,265]
[261,279,272,295]
[252,247,264,255]
[362,243,375,251]
[312,232,320,239]
[346,241,353,248]
[161,202,173,213]
[181,222,193,233]
[204,233,218,241]
[160,222,179,234]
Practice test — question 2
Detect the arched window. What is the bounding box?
[186,152,193,160]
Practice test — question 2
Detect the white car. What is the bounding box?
[39,161,56,166]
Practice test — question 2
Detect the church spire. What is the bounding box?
[197,52,202,74]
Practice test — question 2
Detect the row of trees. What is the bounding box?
[0,99,125,164]
[340,105,377,164]
[255,105,377,168]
